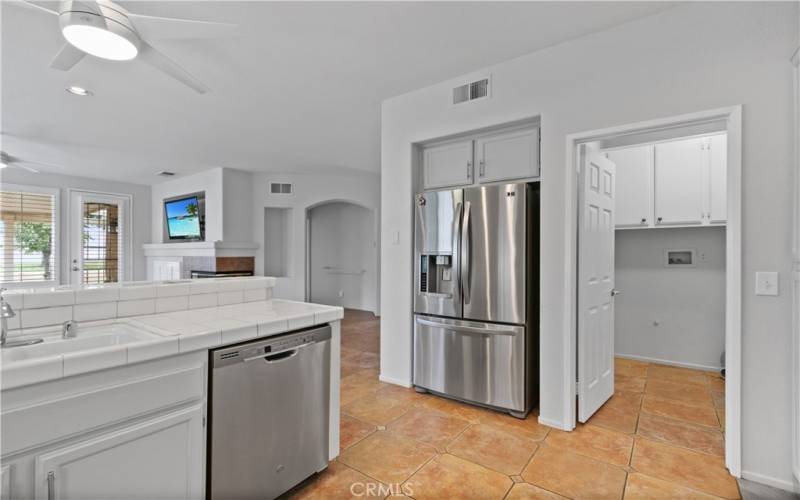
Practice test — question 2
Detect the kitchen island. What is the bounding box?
[0,277,342,499]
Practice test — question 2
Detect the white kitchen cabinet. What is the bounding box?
[422,140,474,189]
[606,145,652,227]
[34,405,204,500]
[707,134,728,223]
[475,127,540,183]
[654,137,706,226]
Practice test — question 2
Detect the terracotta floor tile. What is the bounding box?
[615,359,649,378]
[414,393,490,422]
[645,379,713,405]
[343,351,380,369]
[616,374,646,393]
[290,461,386,499]
[587,397,640,434]
[630,438,739,498]
[711,390,725,409]
[340,414,376,451]
[505,483,569,500]
[624,473,721,499]
[338,431,437,485]
[636,413,724,457]
[387,407,469,448]
[375,384,427,405]
[404,453,512,500]
[521,445,627,500]
[342,391,411,426]
[647,365,708,386]
[340,373,385,406]
[546,424,634,466]
[446,424,539,475]
[708,377,725,392]
[480,409,550,441]
[341,361,366,379]
[641,395,719,428]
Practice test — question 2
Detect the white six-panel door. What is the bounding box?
[578,144,617,422]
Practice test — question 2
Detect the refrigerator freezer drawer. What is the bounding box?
[413,315,526,412]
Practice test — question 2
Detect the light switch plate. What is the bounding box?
[755,271,779,296]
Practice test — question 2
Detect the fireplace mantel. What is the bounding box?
[143,241,259,258]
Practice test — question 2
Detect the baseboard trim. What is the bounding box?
[379,373,412,388]
[615,353,721,373]
[538,415,571,431]
[741,470,800,493]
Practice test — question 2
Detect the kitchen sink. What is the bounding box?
[2,324,157,363]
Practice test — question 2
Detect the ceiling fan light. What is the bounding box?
[62,24,138,61]
[66,85,93,96]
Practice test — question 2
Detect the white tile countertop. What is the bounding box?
[1,299,343,390]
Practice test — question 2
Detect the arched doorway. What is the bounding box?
[306,201,377,313]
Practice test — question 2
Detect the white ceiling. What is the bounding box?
[1,1,673,185]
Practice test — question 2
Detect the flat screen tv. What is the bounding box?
[165,195,203,240]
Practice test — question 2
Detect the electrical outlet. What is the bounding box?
[755,271,779,296]
[338,289,344,298]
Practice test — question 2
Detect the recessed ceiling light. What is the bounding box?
[66,86,93,97]
[62,23,138,61]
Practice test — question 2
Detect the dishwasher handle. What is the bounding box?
[242,344,309,363]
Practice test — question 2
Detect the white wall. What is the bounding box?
[615,227,725,370]
[309,202,377,312]
[252,171,380,313]
[222,168,254,242]
[0,169,151,282]
[381,2,798,488]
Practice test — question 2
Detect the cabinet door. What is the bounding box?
[422,140,474,190]
[654,137,705,225]
[707,134,727,224]
[34,405,204,500]
[606,145,652,227]
[475,127,540,183]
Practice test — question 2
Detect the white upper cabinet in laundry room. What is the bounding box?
[606,145,652,228]
[422,140,474,190]
[707,133,728,224]
[654,137,706,226]
[474,127,540,184]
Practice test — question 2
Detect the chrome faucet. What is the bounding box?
[62,320,79,339]
[1,288,43,348]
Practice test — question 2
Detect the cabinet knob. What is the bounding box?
[657,217,663,224]
[479,159,486,177]
[467,160,472,178]
[641,218,647,224]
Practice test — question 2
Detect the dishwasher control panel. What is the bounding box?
[211,325,332,368]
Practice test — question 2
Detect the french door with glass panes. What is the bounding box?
[70,191,131,285]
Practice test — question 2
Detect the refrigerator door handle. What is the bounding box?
[461,201,472,305]
[415,317,517,336]
[452,201,462,304]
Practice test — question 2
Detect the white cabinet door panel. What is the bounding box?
[476,127,540,183]
[422,140,473,190]
[708,134,727,224]
[35,405,204,500]
[606,146,652,227]
[654,137,705,225]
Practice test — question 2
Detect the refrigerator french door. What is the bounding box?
[413,182,539,417]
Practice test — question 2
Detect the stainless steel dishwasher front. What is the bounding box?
[207,324,331,500]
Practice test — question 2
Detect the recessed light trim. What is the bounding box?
[66,86,93,96]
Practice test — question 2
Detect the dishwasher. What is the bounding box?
[207,324,331,500]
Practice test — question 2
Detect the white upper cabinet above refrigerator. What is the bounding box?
[421,125,540,191]
[475,127,540,183]
[654,137,706,226]
[422,140,474,189]
[606,145,652,228]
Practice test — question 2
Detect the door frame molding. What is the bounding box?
[563,105,742,476]
[67,189,134,284]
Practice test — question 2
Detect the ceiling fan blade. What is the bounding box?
[128,13,236,40]
[50,43,86,71]
[10,1,58,16]
[21,159,64,170]
[138,42,210,94]
[11,163,40,174]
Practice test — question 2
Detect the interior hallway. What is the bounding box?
[290,310,736,499]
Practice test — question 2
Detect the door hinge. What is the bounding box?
[202,416,206,427]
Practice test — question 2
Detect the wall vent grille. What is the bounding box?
[452,77,490,105]
[269,182,293,195]
[156,171,176,177]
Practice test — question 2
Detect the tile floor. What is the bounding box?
[289,310,737,499]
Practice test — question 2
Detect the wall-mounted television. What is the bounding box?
[164,192,205,241]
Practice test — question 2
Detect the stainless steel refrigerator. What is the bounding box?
[413,182,539,417]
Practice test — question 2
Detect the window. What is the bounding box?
[0,184,59,285]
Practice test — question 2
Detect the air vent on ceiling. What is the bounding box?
[452,76,490,105]
[269,182,293,195]
[156,171,176,177]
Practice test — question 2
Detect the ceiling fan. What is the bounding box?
[13,0,237,93]
[0,151,64,174]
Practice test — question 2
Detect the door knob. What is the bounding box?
[611,289,621,297]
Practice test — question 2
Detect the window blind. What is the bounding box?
[0,190,57,283]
